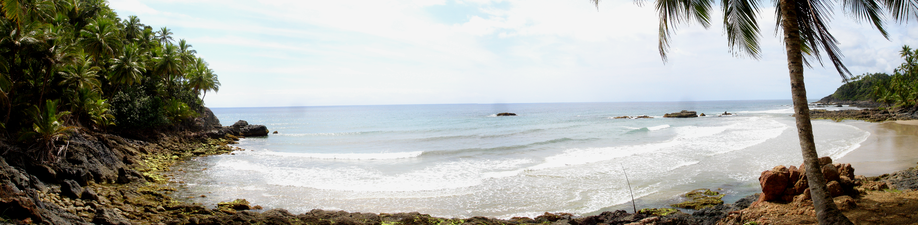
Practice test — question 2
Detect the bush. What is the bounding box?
[110,88,167,128]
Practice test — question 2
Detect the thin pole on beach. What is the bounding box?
[621,164,637,214]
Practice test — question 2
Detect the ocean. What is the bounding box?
[168,100,870,218]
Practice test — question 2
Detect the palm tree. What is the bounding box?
[19,99,76,162]
[122,15,142,42]
[59,52,101,91]
[154,42,181,81]
[177,39,196,68]
[156,26,173,46]
[108,43,146,86]
[591,0,917,223]
[80,17,120,63]
[187,57,220,101]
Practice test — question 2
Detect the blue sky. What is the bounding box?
[108,0,918,108]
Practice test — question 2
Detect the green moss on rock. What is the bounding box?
[670,189,725,210]
[639,208,679,216]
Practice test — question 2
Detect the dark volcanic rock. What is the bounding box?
[882,166,918,190]
[93,208,131,225]
[61,179,83,199]
[664,110,698,118]
[206,120,270,138]
[496,112,517,116]
[808,108,917,122]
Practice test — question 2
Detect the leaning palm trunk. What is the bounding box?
[780,0,852,223]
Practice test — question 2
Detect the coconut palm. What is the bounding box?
[59,52,101,91]
[154,43,181,80]
[19,99,76,162]
[156,26,173,46]
[108,43,146,86]
[591,0,917,223]
[80,17,120,63]
[177,39,196,68]
[186,57,220,100]
[122,15,142,42]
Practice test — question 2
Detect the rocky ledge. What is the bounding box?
[808,108,918,122]
[204,120,269,138]
[663,110,698,118]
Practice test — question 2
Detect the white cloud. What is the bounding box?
[109,0,915,107]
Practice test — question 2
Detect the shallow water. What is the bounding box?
[169,101,869,218]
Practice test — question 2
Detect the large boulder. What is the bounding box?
[200,107,222,129]
[219,120,269,137]
[60,180,82,199]
[664,110,698,118]
[759,166,790,202]
[93,208,131,225]
[759,159,861,203]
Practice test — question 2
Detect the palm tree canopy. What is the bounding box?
[592,0,918,80]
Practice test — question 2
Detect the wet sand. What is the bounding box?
[837,120,918,176]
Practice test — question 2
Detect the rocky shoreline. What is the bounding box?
[3,107,918,224]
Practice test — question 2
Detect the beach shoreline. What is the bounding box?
[837,120,918,176]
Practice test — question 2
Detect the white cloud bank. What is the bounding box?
[108,0,917,107]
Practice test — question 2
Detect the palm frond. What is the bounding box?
[880,0,918,21]
[785,0,853,80]
[654,0,714,61]
[843,0,888,39]
[723,0,762,58]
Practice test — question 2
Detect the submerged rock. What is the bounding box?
[664,110,698,118]
[218,199,251,210]
[671,189,725,210]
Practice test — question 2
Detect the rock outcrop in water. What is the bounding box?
[496,112,517,116]
[205,120,269,138]
[664,110,698,118]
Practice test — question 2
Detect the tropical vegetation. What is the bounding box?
[591,0,917,223]
[822,46,918,109]
[0,0,220,161]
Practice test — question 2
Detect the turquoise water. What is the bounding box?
[170,100,869,218]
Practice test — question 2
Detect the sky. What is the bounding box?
[108,0,918,108]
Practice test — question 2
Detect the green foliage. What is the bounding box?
[163,98,197,123]
[110,87,166,128]
[830,73,890,101]
[639,208,679,216]
[870,46,918,108]
[18,99,76,161]
[0,0,221,146]
[670,189,725,210]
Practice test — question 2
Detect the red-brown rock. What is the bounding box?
[788,166,801,183]
[818,157,833,166]
[827,181,844,197]
[837,163,855,180]
[822,164,840,182]
[759,170,790,202]
[793,177,808,195]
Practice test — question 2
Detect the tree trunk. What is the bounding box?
[779,0,853,224]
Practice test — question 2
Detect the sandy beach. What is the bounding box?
[837,120,918,176]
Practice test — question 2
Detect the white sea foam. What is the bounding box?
[647,124,670,131]
[276,132,366,136]
[246,158,534,192]
[254,151,424,160]
[531,117,787,171]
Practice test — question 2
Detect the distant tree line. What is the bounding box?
[0,0,220,160]
[828,46,918,108]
